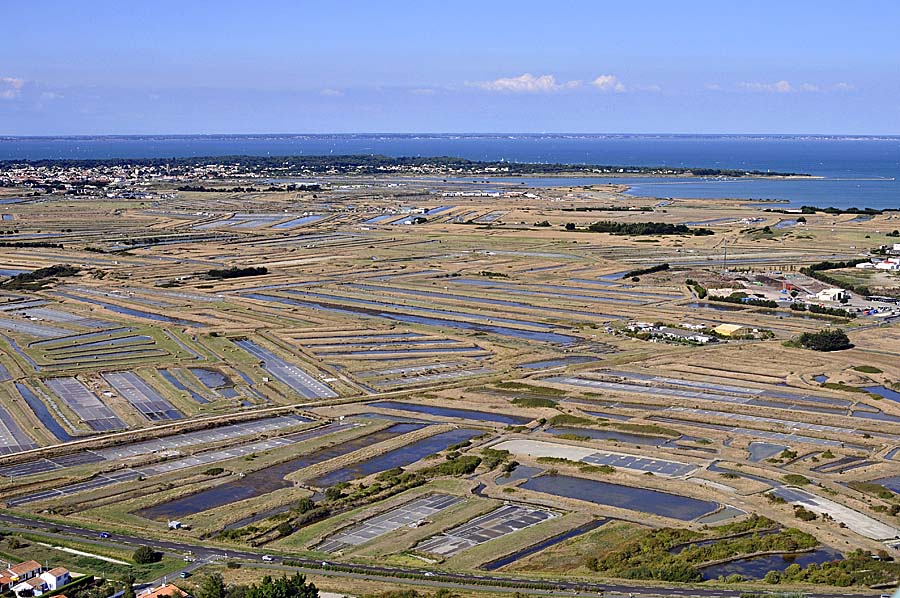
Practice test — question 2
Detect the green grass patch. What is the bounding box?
[493,382,566,396]
[555,433,591,442]
[548,413,595,427]
[852,365,883,374]
[609,422,680,437]
[821,381,871,394]
[511,397,558,408]
[783,474,812,486]
[535,456,580,466]
[847,481,895,500]
[579,464,615,474]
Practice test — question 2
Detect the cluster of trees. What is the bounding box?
[708,293,778,308]
[131,546,161,564]
[797,206,884,215]
[178,185,263,193]
[422,455,482,476]
[0,263,79,289]
[763,550,899,587]
[685,279,708,298]
[177,183,320,193]
[790,302,856,319]
[585,221,714,236]
[793,506,818,521]
[791,328,853,352]
[480,448,512,470]
[194,573,318,598]
[679,528,817,567]
[0,240,63,248]
[623,263,670,279]
[206,266,268,279]
[120,237,164,246]
[804,258,871,272]
[586,517,816,584]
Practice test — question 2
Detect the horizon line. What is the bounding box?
[3,132,900,139]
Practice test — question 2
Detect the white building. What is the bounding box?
[815,288,849,301]
[13,578,47,597]
[39,568,70,591]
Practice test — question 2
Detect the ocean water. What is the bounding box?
[1,134,898,209]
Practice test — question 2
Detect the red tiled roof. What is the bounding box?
[46,568,69,577]
[8,561,41,576]
[140,584,186,598]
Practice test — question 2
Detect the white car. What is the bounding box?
[261,555,274,562]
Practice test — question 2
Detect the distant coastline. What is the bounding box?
[3,133,900,141]
[1,135,896,209]
[0,154,810,179]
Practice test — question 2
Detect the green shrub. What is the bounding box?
[131,546,160,564]
[783,474,811,486]
[792,329,852,352]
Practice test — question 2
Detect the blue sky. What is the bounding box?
[2,1,898,135]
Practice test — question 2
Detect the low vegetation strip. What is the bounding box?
[790,302,856,319]
[0,264,79,290]
[623,263,670,278]
[0,241,64,249]
[708,293,778,308]
[585,516,817,583]
[585,221,714,236]
[206,266,269,279]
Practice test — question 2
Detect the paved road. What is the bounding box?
[0,513,887,598]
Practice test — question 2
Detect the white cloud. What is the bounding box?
[320,88,344,97]
[0,77,24,100]
[40,91,63,101]
[592,74,626,92]
[739,80,794,93]
[410,88,435,95]
[737,80,821,93]
[469,73,581,93]
[834,82,855,91]
[705,83,723,91]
